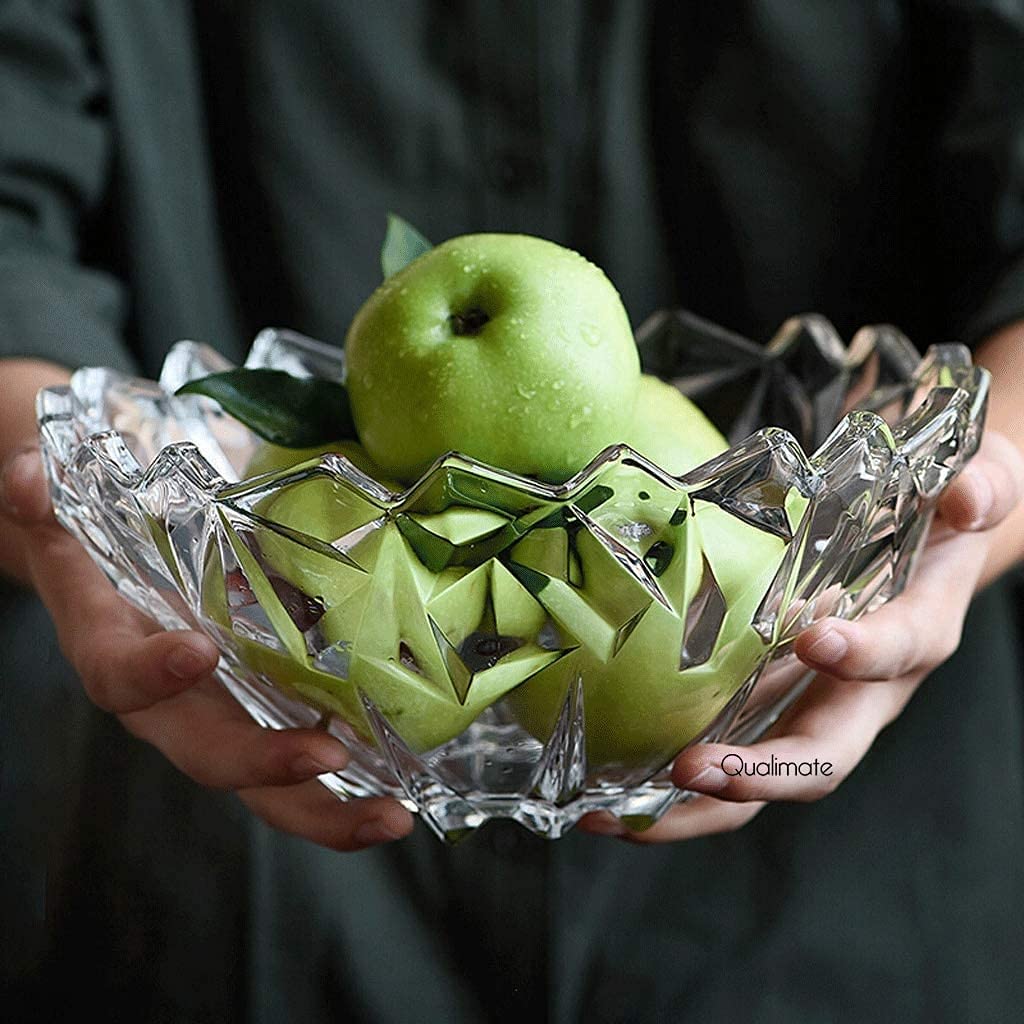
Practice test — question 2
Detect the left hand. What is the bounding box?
[579,429,1024,843]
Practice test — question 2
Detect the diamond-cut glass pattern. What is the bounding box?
[36,313,989,839]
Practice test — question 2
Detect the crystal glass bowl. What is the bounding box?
[36,311,988,840]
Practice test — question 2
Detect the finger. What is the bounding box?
[12,482,228,713]
[793,538,978,681]
[121,676,351,789]
[23,508,148,631]
[3,445,161,636]
[73,627,222,713]
[670,673,914,803]
[939,430,1024,532]
[0,445,54,523]
[794,613,938,683]
[5,446,144,628]
[578,798,766,843]
[240,783,415,852]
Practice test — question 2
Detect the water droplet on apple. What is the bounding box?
[516,384,537,400]
[581,323,601,347]
[552,380,565,391]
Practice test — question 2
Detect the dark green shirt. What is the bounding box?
[3,2,1024,1021]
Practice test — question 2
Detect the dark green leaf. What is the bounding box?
[381,213,432,278]
[176,369,357,448]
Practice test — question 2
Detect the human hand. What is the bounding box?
[579,429,1024,843]
[0,445,415,851]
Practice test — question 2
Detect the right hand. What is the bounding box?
[0,445,415,851]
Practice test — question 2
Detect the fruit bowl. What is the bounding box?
[36,311,988,839]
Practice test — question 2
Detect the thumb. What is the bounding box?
[0,446,55,524]
[938,429,1024,532]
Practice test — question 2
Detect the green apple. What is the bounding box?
[505,487,790,771]
[624,375,728,474]
[245,439,399,550]
[245,439,394,482]
[344,233,641,483]
[203,511,559,754]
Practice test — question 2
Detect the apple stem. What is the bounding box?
[449,307,490,335]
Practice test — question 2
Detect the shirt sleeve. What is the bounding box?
[927,1,1024,347]
[0,0,135,373]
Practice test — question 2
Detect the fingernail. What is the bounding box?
[963,466,995,529]
[290,746,347,777]
[354,816,407,845]
[583,814,627,836]
[166,641,218,680]
[0,448,45,518]
[680,764,730,793]
[803,628,848,666]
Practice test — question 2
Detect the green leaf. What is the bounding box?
[176,368,358,448]
[380,213,432,278]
